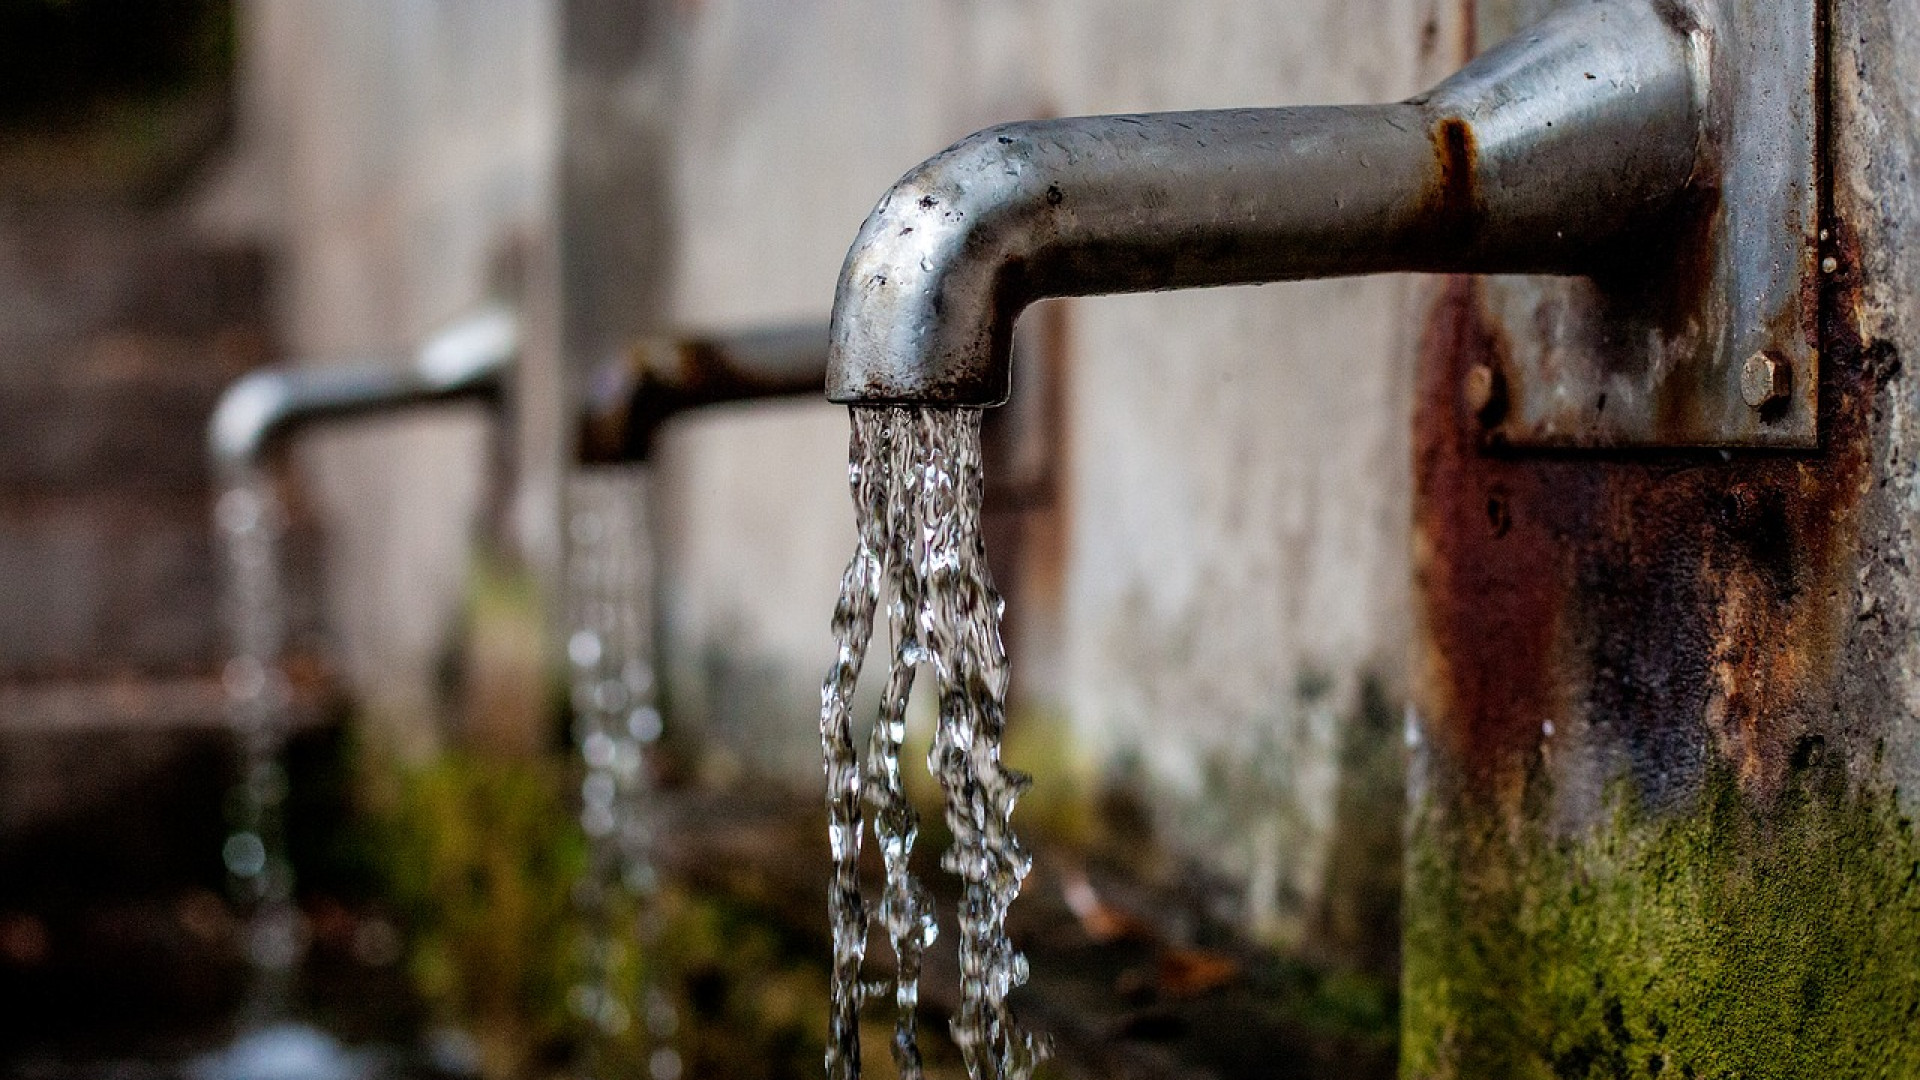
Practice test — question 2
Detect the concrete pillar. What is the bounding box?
[514,0,681,584]
[1402,1,1920,1073]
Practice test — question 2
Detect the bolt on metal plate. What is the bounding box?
[1739,351,1790,409]
[1471,0,1823,449]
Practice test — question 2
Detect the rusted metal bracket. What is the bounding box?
[1476,0,1824,449]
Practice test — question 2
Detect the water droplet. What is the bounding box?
[649,1047,683,1080]
[224,832,268,878]
[597,997,631,1035]
[583,731,617,770]
[629,706,664,742]
[214,485,264,534]
[582,804,616,838]
[562,469,681,1066]
[583,771,617,809]
[569,630,604,668]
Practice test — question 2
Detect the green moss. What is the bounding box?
[1403,759,1920,1079]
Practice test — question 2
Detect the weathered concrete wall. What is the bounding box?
[1401,1,1920,1074]
[651,0,1452,964]
[246,0,1447,967]
[0,211,269,687]
[0,15,284,902]
[655,0,965,780]
[1046,2,1448,954]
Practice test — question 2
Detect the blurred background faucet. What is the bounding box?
[576,323,830,465]
[209,304,519,477]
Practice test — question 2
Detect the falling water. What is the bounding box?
[821,406,1042,1080]
[213,468,303,1013]
[564,467,681,1080]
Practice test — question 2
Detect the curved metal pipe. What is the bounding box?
[209,304,519,473]
[577,322,831,463]
[826,0,1702,405]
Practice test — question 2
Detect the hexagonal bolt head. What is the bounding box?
[1740,352,1791,409]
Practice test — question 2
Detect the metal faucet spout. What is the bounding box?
[826,0,1701,405]
[577,323,832,463]
[209,304,519,473]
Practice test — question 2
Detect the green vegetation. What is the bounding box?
[366,752,587,1078]
[358,747,862,1080]
[1404,760,1920,1079]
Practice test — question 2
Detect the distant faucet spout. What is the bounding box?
[577,323,831,464]
[826,0,1701,405]
[209,304,519,473]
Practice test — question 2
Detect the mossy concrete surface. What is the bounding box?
[1404,762,1920,1079]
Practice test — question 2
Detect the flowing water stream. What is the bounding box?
[218,455,678,1080]
[214,467,304,1016]
[822,406,1042,1080]
[564,467,681,1080]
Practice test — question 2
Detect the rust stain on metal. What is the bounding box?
[1416,276,1582,805]
[1426,116,1479,248]
[578,331,830,464]
[1416,226,1874,810]
[1433,118,1475,209]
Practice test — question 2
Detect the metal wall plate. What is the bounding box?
[1475,0,1822,449]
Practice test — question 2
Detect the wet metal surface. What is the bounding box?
[1477,0,1825,448]
[827,0,1822,451]
[826,0,1702,408]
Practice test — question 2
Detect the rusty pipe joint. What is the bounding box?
[577,323,831,464]
[209,304,519,473]
[826,0,1704,405]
